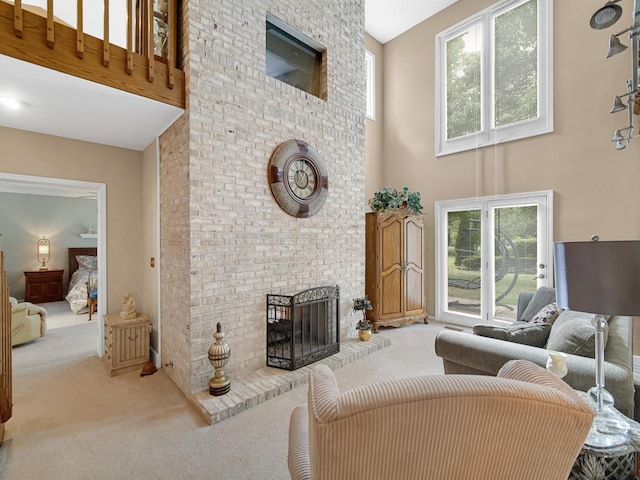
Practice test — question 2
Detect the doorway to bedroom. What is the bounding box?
[0,173,107,360]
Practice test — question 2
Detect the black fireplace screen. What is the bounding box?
[266,285,340,370]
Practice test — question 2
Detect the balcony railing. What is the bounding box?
[0,0,185,108]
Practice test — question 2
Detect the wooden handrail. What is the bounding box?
[0,0,185,108]
[0,251,12,426]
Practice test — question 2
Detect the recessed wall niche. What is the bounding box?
[266,14,326,99]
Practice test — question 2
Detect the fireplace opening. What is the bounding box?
[266,285,340,370]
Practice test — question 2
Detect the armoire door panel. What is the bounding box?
[380,269,402,317]
[380,218,402,272]
[404,267,425,314]
[404,218,423,269]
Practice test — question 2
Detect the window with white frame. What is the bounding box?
[435,0,552,156]
[365,50,376,120]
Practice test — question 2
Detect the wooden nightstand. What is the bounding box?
[24,269,64,303]
[103,313,150,377]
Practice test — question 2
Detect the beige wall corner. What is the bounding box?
[0,126,145,317]
[141,141,160,358]
[373,0,640,317]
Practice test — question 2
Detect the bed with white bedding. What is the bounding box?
[65,247,98,314]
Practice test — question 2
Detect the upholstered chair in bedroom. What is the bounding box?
[10,297,47,346]
[288,360,595,480]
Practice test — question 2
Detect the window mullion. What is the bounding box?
[483,13,493,144]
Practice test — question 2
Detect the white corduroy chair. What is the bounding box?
[11,297,47,346]
[288,360,595,480]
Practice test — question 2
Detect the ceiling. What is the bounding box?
[365,0,458,44]
[0,54,183,152]
[0,1,453,160]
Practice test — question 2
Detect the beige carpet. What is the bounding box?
[39,300,91,329]
[0,321,446,480]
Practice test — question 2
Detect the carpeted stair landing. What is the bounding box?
[192,335,391,425]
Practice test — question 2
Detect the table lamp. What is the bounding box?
[554,239,640,448]
[37,236,50,271]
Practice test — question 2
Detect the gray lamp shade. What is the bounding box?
[554,241,640,316]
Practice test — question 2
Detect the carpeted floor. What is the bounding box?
[39,300,91,329]
[0,321,446,480]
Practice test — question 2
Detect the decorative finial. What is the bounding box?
[208,323,231,396]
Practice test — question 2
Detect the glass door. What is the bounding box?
[435,191,553,327]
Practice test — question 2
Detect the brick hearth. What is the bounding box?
[191,335,391,425]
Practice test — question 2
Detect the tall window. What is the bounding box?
[365,50,376,120]
[435,0,552,156]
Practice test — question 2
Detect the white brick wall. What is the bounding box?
[161,0,366,395]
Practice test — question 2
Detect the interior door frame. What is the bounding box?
[0,172,107,356]
[435,190,553,327]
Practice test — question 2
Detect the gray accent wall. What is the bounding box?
[0,192,97,300]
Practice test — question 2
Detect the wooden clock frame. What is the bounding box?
[268,139,329,218]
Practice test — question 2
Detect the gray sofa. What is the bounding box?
[434,290,635,418]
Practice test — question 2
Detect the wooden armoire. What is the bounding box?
[365,209,428,332]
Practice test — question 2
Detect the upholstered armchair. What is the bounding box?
[288,360,594,480]
[10,297,47,346]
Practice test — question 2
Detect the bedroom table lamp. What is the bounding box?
[554,239,640,448]
[37,236,50,271]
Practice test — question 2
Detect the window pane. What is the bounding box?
[494,0,538,127]
[365,50,375,120]
[446,25,482,140]
[447,209,482,317]
[493,205,538,321]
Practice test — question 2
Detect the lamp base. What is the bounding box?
[584,409,629,448]
[583,389,630,448]
[588,385,615,410]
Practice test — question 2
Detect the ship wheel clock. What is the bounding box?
[268,139,329,218]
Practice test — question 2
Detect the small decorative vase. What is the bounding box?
[358,328,372,341]
[546,350,568,379]
[208,322,231,396]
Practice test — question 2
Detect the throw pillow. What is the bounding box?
[529,303,563,325]
[472,322,552,347]
[76,255,98,271]
[546,310,608,358]
[520,287,556,322]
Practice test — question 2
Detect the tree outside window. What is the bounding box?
[436,0,552,156]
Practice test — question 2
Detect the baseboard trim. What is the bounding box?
[150,347,160,368]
